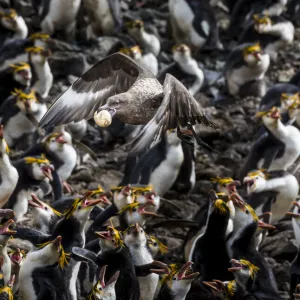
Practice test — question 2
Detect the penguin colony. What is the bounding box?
[0,0,299,299]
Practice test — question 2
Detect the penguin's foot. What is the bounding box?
[63,181,73,194]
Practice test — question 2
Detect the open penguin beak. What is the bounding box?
[52,235,62,251]
[28,194,46,210]
[82,198,104,208]
[133,222,140,233]
[99,265,107,289]
[227,181,241,193]
[56,135,67,144]
[0,219,16,235]
[138,202,157,216]
[10,248,22,265]
[121,185,131,196]
[203,280,224,291]
[286,201,300,218]
[229,193,245,210]
[177,262,199,280]
[254,51,262,61]
[228,259,242,272]
[270,109,280,119]
[257,220,276,230]
[95,230,111,240]
[42,165,53,181]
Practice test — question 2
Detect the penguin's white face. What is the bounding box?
[229,259,259,289]
[113,186,134,211]
[261,108,281,127]
[172,44,191,62]
[14,68,32,87]
[244,173,266,194]
[94,281,117,300]
[31,162,54,181]
[168,274,193,298]
[166,129,181,145]
[124,223,147,247]
[1,14,18,31]
[46,134,67,153]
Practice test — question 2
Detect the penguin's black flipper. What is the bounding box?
[261,147,283,170]
[86,204,118,241]
[135,261,168,277]
[14,227,51,245]
[84,239,101,253]
[71,247,99,265]
[51,169,63,201]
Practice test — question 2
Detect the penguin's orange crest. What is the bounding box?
[24,154,50,165]
[210,177,234,185]
[118,202,140,215]
[0,8,17,19]
[253,14,272,25]
[119,47,131,55]
[25,46,45,53]
[9,62,30,73]
[239,259,260,279]
[246,169,267,179]
[11,88,36,102]
[243,43,261,55]
[63,198,82,219]
[160,264,179,286]
[29,33,50,40]
[213,199,228,214]
[0,286,13,300]
[148,235,168,254]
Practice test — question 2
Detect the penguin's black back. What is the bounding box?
[191,206,233,281]
[98,247,140,300]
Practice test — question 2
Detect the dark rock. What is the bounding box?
[49,52,88,78]
[70,169,93,183]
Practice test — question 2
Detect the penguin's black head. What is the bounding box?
[0,8,18,31]
[12,87,39,114]
[9,62,32,87]
[23,154,54,181]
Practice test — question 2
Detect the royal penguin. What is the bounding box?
[28,194,62,234]
[226,199,281,300]
[228,0,288,38]
[240,107,300,179]
[119,46,158,76]
[204,279,237,300]
[168,0,223,51]
[122,129,186,196]
[0,125,18,209]
[189,191,234,281]
[125,20,161,57]
[83,0,122,39]
[224,43,270,97]
[26,46,53,98]
[124,223,159,300]
[0,33,50,71]
[244,169,299,223]
[147,235,168,259]
[15,196,104,300]
[0,219,16,285]
[158,44,205,97]
[86,265,120,300]
[72,225,141,300]
[151,261,199,300]
[4,155,55,222]
[0,62,32,104]
[39,0,81,41]
[239,14,294,62]
[259,83,300,112]
[0,8,28,44]
[18,235,64,300]
[9,247,26,294]
[20,131,77,190]
[227,258,260,298]
[0,88,47,150]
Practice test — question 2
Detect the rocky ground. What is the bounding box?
[7,0,300,299]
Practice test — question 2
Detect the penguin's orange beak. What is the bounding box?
[258,220,275,230]
[203,280,224,291]
[270,109,280,119]
[122,186,131,196]
[0,209,15,219]
[228,259,242,272]
[52,235,62,250]
[177,261,199,280]
[82,198,104,208]
[28,194,46,210]
[56,135,67,144]
[42,165,53,181]
[138,202,157,216]
[10,248,23,265]
[0,219,16,235]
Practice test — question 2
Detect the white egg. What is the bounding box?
[94,110,112,127]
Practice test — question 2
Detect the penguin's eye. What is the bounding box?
[51,139,55,142]
[132,208,137,212]
[153,242,157,247]
[173,277,177,281]
[78,206,81,210]
[140,229,143,233]
[245,210,249,214]
[45,207,48,210]
[222,184,226,187]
